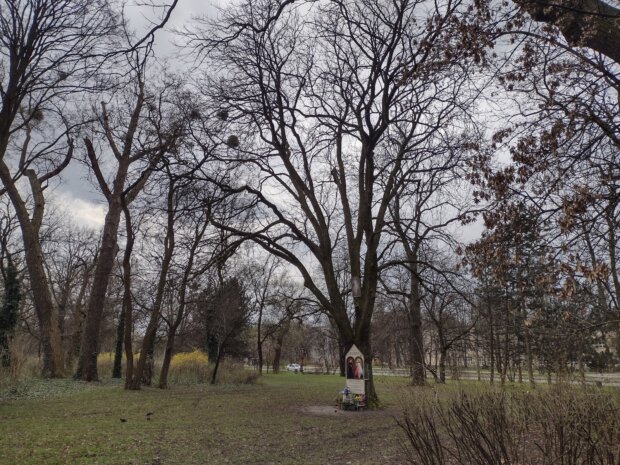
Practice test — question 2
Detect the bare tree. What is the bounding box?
[42,224,100,370]
[129,159,194,389]
[246,255,280,375]
[188,0,479,405]
[76,50,189,381]
[421,264,476,383]
[383,138,476,384]
[157,205,211,389]
[0,0,120,377]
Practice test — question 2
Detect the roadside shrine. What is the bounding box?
[339,344,366,410]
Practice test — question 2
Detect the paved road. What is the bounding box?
[295,365,620,386]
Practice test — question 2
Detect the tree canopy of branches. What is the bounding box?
[188,0,482,404]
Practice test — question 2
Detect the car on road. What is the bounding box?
[286,363,301,373]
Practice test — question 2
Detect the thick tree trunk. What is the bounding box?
[272,334,284,374]
[357,339,377,406]
[76,198,124,381]
[0,161,64,378]
[25,236,64,377]
[343,315,378,406]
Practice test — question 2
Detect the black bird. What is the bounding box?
[120,418,127,423]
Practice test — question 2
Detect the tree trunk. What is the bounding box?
[158,278,193,389]
[76,197,124,381]
[343,318,378,406]
[501,329,509,385]
[475,334,482,381]
[500,297,509,385]
[524,327,535,387]
[257,307,263,375]
[77,86,152,382]
[122,203,135,390]
[438,349,447,383]
[338,332,346,377]
[273,334,284,374]
[66,260,93,370]
[0,161,64,378]
[140,341,155,387]
[408,270,426,385]
[489,300,495,384]
[112,307,124,379]
[25,236,64,378]
[159,333,175,389]
[158,240,198,388]
[130,182,175,389]
[211,345,223,384]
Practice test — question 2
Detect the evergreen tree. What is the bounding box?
[0,258,20,367]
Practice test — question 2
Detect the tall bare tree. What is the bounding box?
[158,204,211,389]
[189,0,479,404]
[76,50,188,381]
[0,0,119,377]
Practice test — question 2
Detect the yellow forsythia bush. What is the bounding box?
[96,351,117,378]
[169,349,210,384]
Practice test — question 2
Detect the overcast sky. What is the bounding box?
[52,0,218,229]
[52,0,485,244]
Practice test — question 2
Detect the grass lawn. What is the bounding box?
[0,373,411,465]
